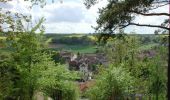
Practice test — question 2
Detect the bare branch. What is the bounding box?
[130,10,170,16]
[128,22,170,30]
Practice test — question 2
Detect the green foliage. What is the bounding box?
[0,18,44,99]
[51,51,66,64]
[38,64,79,100]
[0,18,80,100]
[147,47,167,99]
[50,34,95,45]
[0,57,20,99]
[100,34,140,66]
[0,18,49,100]
[86,64,135,100]
[0,1,81,100]
[97,33,167,99]
[148,59,167,99]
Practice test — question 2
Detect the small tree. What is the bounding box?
[38,64,80,100]
[1,18,80,100]
[148,47,167,100]
[86,64,135,100]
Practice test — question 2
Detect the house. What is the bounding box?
[79,62,89,81]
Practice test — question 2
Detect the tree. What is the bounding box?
[100,31,140,66]
[0,18,44,99]
[102,36,127,65]
[0,1,45,99]
[0,1,80,100]
[38,64,79,100]
[84,0,169,98]
[6,18,48,99]
[86,65,135,100]
[97,32,168,99]
[84,0,169,33]
[148,56,167,100]
[0,18,80,100]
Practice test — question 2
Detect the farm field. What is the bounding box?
[48,44,97,53]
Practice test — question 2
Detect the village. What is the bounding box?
[60,51,107,70]
[57,51,108,92]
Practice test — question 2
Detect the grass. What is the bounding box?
[48,44,97,53]
[66,45,97,53]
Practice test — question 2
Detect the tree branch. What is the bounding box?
[128,22,170,30]
[130,10,170,16]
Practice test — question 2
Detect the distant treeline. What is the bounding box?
[45,34,96,45]
[44,34,168,46]
[137,34,168,45]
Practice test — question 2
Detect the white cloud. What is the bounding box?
[38,0,108,33]
[43,2,86,23]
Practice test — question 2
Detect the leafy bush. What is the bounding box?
[86,64,135,100]
[38,64,80,100]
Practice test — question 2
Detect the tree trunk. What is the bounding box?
[28,56,33,100]
[148,95,151,100]
[156,94,159,100]
[29,88,33,100]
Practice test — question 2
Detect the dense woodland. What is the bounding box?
[0,0,169,100]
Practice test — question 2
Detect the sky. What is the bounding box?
[0,0,169,34]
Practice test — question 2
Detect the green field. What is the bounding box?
[48,44,97,53]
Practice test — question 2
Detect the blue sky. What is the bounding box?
[1,0,168,34]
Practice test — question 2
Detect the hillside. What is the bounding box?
[45,34,98,53]
[44,34,164,53]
